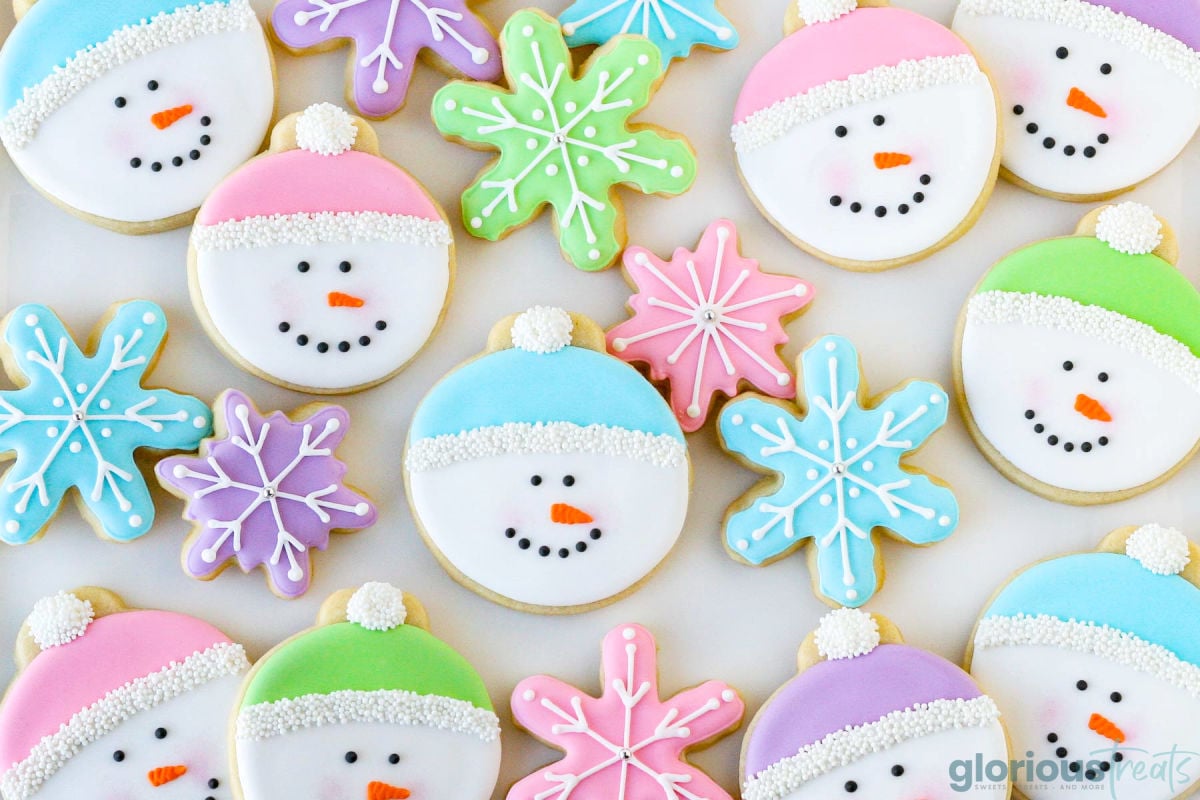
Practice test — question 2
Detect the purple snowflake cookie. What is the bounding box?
[156,390,377,598]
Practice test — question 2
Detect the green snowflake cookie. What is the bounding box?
[432,9,697,271]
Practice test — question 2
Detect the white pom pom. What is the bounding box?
[346,582,407,630]
[511,307,574,354]
[28,592,94,650]
[1126,524,1190,576]
[814,608,880,660]
[796,0,857,25]
[1095,202,1163,256]
[295,103,358,157]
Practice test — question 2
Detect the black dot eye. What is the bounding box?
[113,750,126,762]
[339,261,352,273]
[845,781,858,793]
[1100,63,1112,75]
[114,96,127,108]
[344,751,358,764]
[208,779,220,789]
[530,475,542,486]
[388,754,400,765]
[1076,680,1088,691]
[297,261,310,273]
[154,727,167,739]
[891,765,904,777]
[1110,692,1122,703]
[1098,372,1109,383]
[563,475,575,487]
[873,115,886,126]
[1056,46,1069,59]
[1063,361,1074,371]
[835,125,848,138]
[147,80,159,91]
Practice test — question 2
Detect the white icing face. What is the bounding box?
[960,321,1200,493]
[195,240,450,391]
[952,14,1200,197]
[10,30,273,224]
[736,81,997,264]
[781,725,1010,800]
[972,645,1200,800]
[34,674,242,800]
[408,452,689,609]
[235,723,501,800]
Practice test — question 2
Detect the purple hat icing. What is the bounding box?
[1091,0,1200,51]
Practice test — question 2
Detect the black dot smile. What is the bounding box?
[128,111,213,172]
[504,526,602,559]
[829,174,932,219]
[1024,409,1110,453]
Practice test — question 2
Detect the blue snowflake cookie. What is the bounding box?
[718,334,959,607]
[0,300,212,544]
[559,0,738,71]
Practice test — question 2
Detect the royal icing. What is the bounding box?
[957,205,1200,499]
[952,0,1200,198]
[156,390,377,599]
[405,308,689,612]
[970,525,1200,800]
[732,4,998,268]
[191,104,453,393]
[0,590,250,800]
[270,0,500,118]
[0,302,210,545]
[0,0,274,228]
[744,609,1005,800]
[609,220,814,433]
[234,584,501,800]
[510,623,744,800]
[719,335,958,607]
[558,0,738,72]
[432,9,697,271]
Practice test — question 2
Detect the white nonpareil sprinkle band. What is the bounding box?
[974,614,1200,700]
[0,0,258,149]
[236,689,501,742]
[0,643,250,800]
[405,421,688,472]
[732,55,985,154]
[191,212,454,251]
[967,291,1200,393]
[956,0,1200,89]
[742,696,1001,800]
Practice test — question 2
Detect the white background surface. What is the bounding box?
[0,0,1198,797]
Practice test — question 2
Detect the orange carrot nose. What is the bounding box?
[1067,87,1107,118]
[874,152,913,170]
[147,766,188,787]
[1075,393,1112,422]
[151,104,194,130]
[367,782,411,800]
[550,503,594,525]
[328,291,365,308]
[1089,712,1126,743]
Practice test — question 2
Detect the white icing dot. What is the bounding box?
[129,514,142,527]
[69,442,81,453]
[577,155,590,167]
[1095,202,1163,255]
[532,109,545,121]
[777,374,791,386]
[288,565,303,581]
[670,166,684,178]
[565,101,577,113]
[584,126,597,138]
[522,689,535,701]
[75,384,87,394]
[202,548,218,563]
[23,314,36,326]
[721,690,736,702]
[295,103,358,156]
[638,54,649,66]
[825,341,836,351]
[846,438,857,448]
[511,307,574,354]
[930,394,942,404]
[4,521,17,534]
[736,539,749,551]
[193,416,207,428]
[523,24,534,36]
[814,608,879,660]
[45,428,57,438]
[848,487,861,498]
[731,414,744,425]
[101,428,112,438]
[173,465,187,478]
[142,312,156,325]
[52,398,63,408]
[444,99,457,111]
[1126,524,1190,575]
[818,440,829,450]
[588,249,601,260]
[686,404,701,418]
[623,627,636,640]
[546,164,559,176]
[845,589,858,600]
[346,582,407,630]
[717,26,732,40]
[355,502,370,515]
[939,515,951,527]
[471,217,483,229]
[99,399,111,410]
[806,469,818,480]
[526,138,538,150]
[819,494,832,506]
[863,461,874,472]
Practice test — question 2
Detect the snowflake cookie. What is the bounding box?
[559,0,738,73]
[432,9,698,271]
[718,334,959,607]
[269,0,500,118]
[0,301,211,545]
[510,623,744,800]
[156,390,377,599]
[609,219,814,433]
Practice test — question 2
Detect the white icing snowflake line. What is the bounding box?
[562,0,734,43]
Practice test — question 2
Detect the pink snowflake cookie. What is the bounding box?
[608,220,815,432]
[509,623,745,800]
[156,390,377,599]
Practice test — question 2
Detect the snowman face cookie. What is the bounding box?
[956,204,1200,502]
[953,1,1200,199]
[0,0,274,231]
[404,308,690,613]
[732,2,999,270]
[192,105,453,393]
[969,525,1200,800]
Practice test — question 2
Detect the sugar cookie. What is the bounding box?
[558,0,738,73]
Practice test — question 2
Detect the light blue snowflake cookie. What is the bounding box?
[0,301,212,545]
[718,334,959,607]
[559,0,737,71]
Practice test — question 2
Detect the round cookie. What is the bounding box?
[0,588,251,800]
[967,524,1200,800]
[742,608,1008,800]
[509,623,745,800]
[731,0,1001,271]
[431,9,697,272]
[954,202,1200,504]
[953,0,1200,201]
[558,0,739,73]
[0,0,275,233]
[231,583,501,800]
[190,104,454,394]
[156,389,378,599]
[269,0,500,119]
[404,306,690,614]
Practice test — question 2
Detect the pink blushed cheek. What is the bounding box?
[1008,65,1042,100]
[821,160,856,195]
